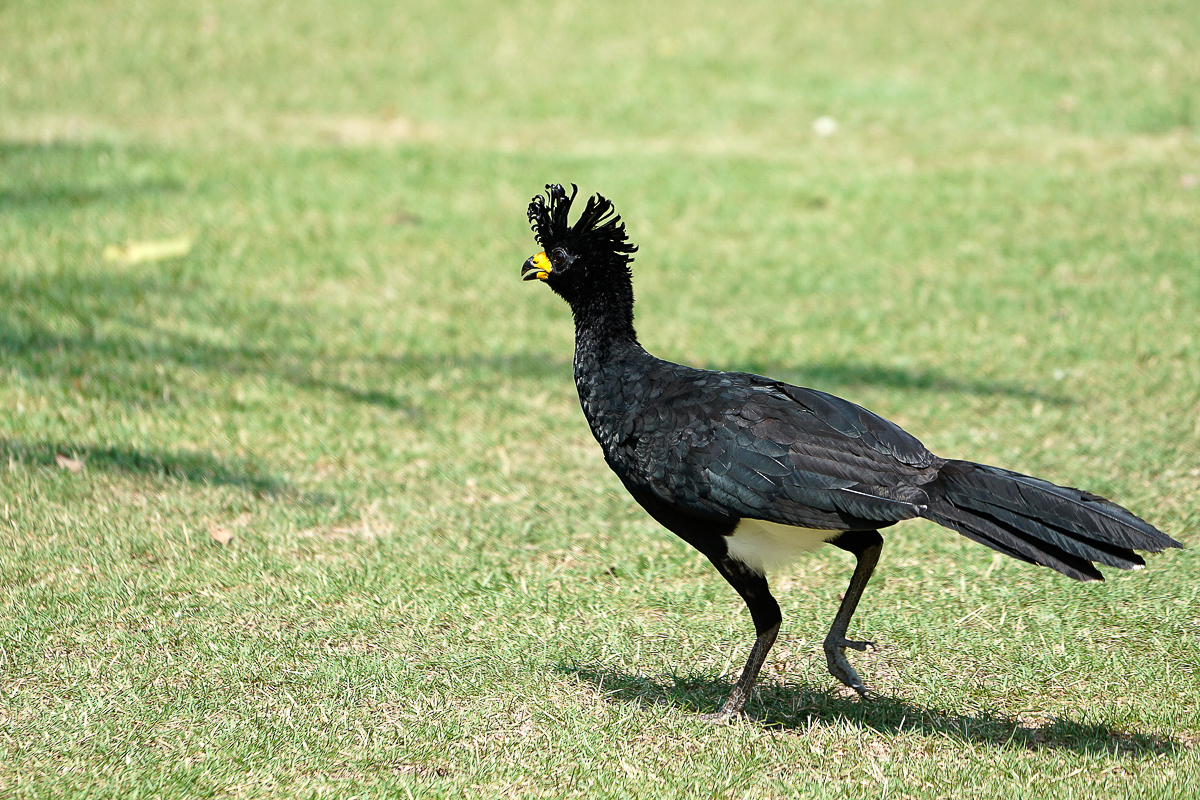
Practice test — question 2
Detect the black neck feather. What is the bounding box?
[560,267,638,353]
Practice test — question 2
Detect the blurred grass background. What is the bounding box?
[2,0,1198,797]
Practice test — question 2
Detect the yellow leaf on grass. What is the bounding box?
[103,235,193,265]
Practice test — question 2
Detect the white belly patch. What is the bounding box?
[725,518,839,573]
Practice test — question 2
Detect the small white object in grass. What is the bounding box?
[208,522,234,545]
[812,116,838,137]
[55,453,85,472]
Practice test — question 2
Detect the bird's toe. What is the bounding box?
[699,709,746,725]
[839,638,876,653]
[823,638,872,696]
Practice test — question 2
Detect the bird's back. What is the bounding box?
[574,343,943,533]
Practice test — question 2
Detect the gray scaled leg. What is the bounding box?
[700,554,782,722]
[824,529,883,695]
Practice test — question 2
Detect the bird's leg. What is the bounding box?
[824,530,883,696]
[700,554,783,723]
[701,621,780,723]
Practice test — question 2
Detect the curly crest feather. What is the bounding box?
[528,183,638,259]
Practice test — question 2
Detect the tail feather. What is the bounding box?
[923,460,1181,582]
[926,500,1106,581]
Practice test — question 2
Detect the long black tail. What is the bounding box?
[922,460,1182,581]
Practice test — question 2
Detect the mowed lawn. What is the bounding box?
[2,1,1199,797]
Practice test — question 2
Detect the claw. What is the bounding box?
[824,636,872,696]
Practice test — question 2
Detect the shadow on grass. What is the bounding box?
[1,438,332,504]
[759,359,1070,405]
[688,355,1069,405]
[0,141,186,209]
[0,177,185,209]
[2,266,572,407]
[522,351,1068,405]
[0,270,425,412]
[559,664,1180,756]
[2,255,1059,413]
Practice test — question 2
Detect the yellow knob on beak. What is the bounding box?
[521,251,552,281]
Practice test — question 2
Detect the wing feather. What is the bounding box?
[615,367,941,530]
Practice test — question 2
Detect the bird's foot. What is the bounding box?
[699,708,745,725]
[823,636,875,697]
[699,691,751,724]
[838,637,875,653]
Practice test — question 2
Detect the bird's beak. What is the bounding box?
[522,251,552,281]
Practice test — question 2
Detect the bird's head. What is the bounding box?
[521,184,638,304]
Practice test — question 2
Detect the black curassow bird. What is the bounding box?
[520,183,1181,721]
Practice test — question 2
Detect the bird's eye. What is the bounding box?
[551,248,568,265]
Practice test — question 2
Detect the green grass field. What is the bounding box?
[3,1,1199,796]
